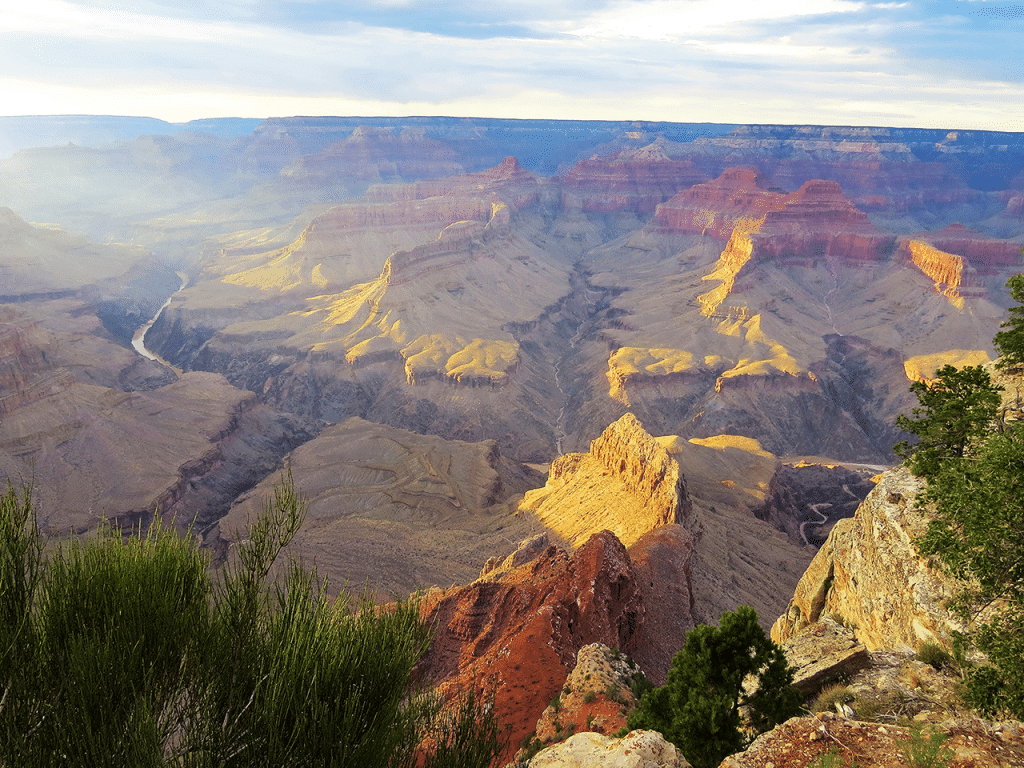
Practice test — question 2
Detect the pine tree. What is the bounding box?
[994,272,1024,371]
[626,605,801,768]
[894,364,1002,478]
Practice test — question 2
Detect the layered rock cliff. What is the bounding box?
[771,467,962,652]
[560,144,708,215]
[519,414,689,548]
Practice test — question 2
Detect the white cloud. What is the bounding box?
[565,0,865,41]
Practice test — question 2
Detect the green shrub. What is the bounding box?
[812,683,854,713]
[898,724,954,768]
[916,641,953,670]
[604,682,621,702]
[550,694,562,712]
[626,605,802,768]
[583,690,597,704]
[0,477,505,768]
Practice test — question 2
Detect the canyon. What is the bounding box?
[1,116,1023,765]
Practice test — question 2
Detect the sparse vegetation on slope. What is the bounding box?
[900,273,1024,720]
[0,477,504,767]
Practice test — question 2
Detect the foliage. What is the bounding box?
[914,424,1024,717]
[625,605,802,768]
[0,476,504,768]
[629,669,654,701]
[811,683,853,713]
[915,641,952,671]
[898,724,953,768]
[994,273,1024,371]
[895,364,1003,478]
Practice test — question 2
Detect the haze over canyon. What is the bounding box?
[1,116,1023,761]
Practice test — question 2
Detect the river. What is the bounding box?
[131,271,189,370]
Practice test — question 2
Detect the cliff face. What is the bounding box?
[417,531,649,764]
[750,180,898,264]
[519,414,690,549]
[651,166,786,239]
[771,467,962,652]
[560,145,708,215]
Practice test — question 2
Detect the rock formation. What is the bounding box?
[722,712,1024,768]
[560,144,708,215]
[771,467,963,652]
[519,414,689,548]
[531,643,643,746]
[651,166,787,239]
[416,531,650,764]
[527,730,691,768]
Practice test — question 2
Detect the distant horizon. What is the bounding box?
[3,113,1024,135]
[2,2,1021,132]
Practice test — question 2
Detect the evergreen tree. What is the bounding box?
[916,425,1024,718]
[626,606,801,768]
[995,273,1024,371]
[894,364,1002,477]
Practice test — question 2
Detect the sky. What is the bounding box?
[0,0,1022,130]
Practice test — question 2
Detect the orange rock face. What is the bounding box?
[417,528,694,762]
[911,223,1023,270]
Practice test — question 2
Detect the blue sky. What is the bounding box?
[1,0,1022,129]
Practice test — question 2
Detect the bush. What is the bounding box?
[898,724,954,768]
[583,691,596,704]
[895,364,1002,478]
[812,683,854,713]
[0,477,505,768]
[995,273,1024,371]
[916,641,953,671]
[626,605,802,768]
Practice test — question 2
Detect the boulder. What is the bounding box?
[528,730,691,768]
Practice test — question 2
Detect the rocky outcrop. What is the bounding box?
[528,730,690,768]
[721,712,1024,768]
[531,643,643,746]
[771,467,963,652]
[779,615,871,694]
[560,145,708,215]
[651,166,786,239]
[519,414,690,548]
[750,180,898,265]
[914,224,1023,270]
[417,531,647,764]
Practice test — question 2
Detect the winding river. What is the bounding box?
[132,271,189,370]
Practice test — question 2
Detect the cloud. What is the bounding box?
[565,0,866,40]
[0,0,1020,129]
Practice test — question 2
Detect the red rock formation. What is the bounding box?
[911,223,1022,270]
[626,526,695,685]
[749,180,898,264]
[416,518,699,761]
[417,531,646,762]
[651,166,787,238]
[560,144,708,214]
